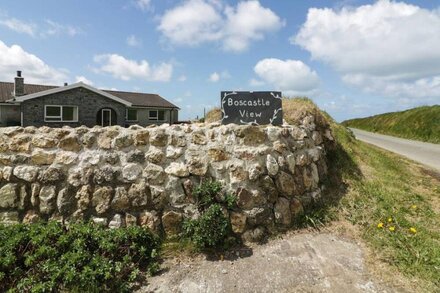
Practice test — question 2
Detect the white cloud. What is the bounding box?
[208,70,230,82]
[0,17,36,36]
[208,72,220,82]
[254,58,320,95]
[126,35,142,47]
[178,75,187,82]
[75,75,94,86]
[0,40,68,85]
[294,0,440,98]
[93,53,173,82]
[43,20,81,37]
[249,78,265,87]
[158,0,284,52]
[136,0,152,11]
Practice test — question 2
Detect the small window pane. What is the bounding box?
[158,110,165,121]
[63,107,75,121]
[127,109,137,121]
[149,110,158,120]
[46,117,61,121]
[46,106,60,117]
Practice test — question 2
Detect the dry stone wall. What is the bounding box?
[0,117,333,242]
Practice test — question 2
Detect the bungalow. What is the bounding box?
[0,71,179,128]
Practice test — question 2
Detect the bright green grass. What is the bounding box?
[342,105,440,144]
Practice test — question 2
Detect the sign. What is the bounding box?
[220,91,283,125]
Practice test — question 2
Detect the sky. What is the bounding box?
[0,0,439,122]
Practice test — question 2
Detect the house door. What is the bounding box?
[97,108,117,126]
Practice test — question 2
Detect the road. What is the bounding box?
[350,128,440,172]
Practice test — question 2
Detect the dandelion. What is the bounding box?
[388,217,393,223]
[409,227,417,234]
[377,222,384,229]
[389,226,395,232]
[411,205,417,209]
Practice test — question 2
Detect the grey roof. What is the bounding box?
[0,81,179,109]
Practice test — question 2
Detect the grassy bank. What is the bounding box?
[342,105,440,144]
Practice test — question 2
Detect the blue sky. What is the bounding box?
[1,0,439,121]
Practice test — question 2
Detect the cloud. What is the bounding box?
[249,78,265,87]
[158,0,284,52]
[178,75,187,82]
[136,0,152,11]
[75,75,94,86]
[0,40,68,85]
[93,53,173,82]
[294,0,440,98]
[0,17,36,36]
[0,14,81,38]
[208,70,230,82]
[126,35,142,47]
[253,58,319,95]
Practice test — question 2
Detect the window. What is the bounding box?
[149,110,165,121]
[126,109,138,121]
[45,105,78,122]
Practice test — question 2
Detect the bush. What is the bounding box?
[184,180,236,249]
[0,221,161,293]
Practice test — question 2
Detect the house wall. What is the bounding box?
[126,107,178,127]
[0,104,21,127]
[21,87,126,128]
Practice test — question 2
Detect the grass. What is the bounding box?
[342,105,440,144]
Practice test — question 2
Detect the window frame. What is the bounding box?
[44,105,78,122]
[148,110,166,121]
[126,108,138,122]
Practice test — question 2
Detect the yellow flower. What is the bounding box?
[411,205,417,209]
[409,227,417,234]
[388,217,393,223]
[377,222,384,229]
[389,226,395,232]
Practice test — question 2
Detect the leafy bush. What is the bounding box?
[183,204,230,249]
[0,221,161,293]
[184,180,235,249]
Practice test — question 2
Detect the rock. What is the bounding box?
[165,162,189,177]
[126,150,145,163]
[266,127,281,142]
[31,150,55,165]
[39,185,57,214]
[114,133,133,149]
[166,146,184,159]
[259,176,278,203]
[81,132,96,148]
[23,210,40,224]
[308,148,322,162]
[208,147,228,162]
[2,167,13,181]
[274,197,292,226]
[129,180,150,207]
[109,214,124,229]
[125,213,137,226]
[0,154,12,165]
[150,185,167,209]
[170,133,187,147]
[150,129,168,147]
[296,151,310,166]
[166,176,186,204]
[162,211,183,236]
[235,126,266,145]
[191,130,207,145]
[145,147,165,164]
[139,211,161,233]
[18,185,29,210]
[134,130,150,146]
[31,183,41,207]
[9,135,31,152]
[98,130,119,149]
[13,166,39,182]
[94,165,117,184]
[273,141,288,153]
[245,207,272,226]
[187,156,208,176]
[92,186,113,214]
[231,212,247,234]
[286,154,296,174]
[111,187,131,211]
[276,171,297,197]
[122,163,143,182]
[55,152,78,165]
[242,227,265,243]
[182,179,194,200]
[143,164,166,185]
[312,131,323,145]
[92,217,108,226]
[59,135,81,152]
[39,167,64,183]
[290,198,304,217]
[103,152,119,165]
[266,154,279,176]
[0,183,18,208]
[68,167,93,187]
[248,164,264,181]
[236,187,265,210]
[57,187,74,215]
[0,211,20,225]
[32,135,57,148]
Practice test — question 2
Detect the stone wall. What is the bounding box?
[0,116,333,242]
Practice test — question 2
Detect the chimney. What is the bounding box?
[64,82,68,86]
[14,70,24,96]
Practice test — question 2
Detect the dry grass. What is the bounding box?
[205,108,222,123]
[282,97,331,129]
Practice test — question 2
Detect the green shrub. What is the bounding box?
[0,221,161,293]
[183,204,230,249]
[193,180,236,211]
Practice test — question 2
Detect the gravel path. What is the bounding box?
[140,232,401,293]
[350,128,440,172]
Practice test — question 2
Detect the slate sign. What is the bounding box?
[221,91,283,125]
